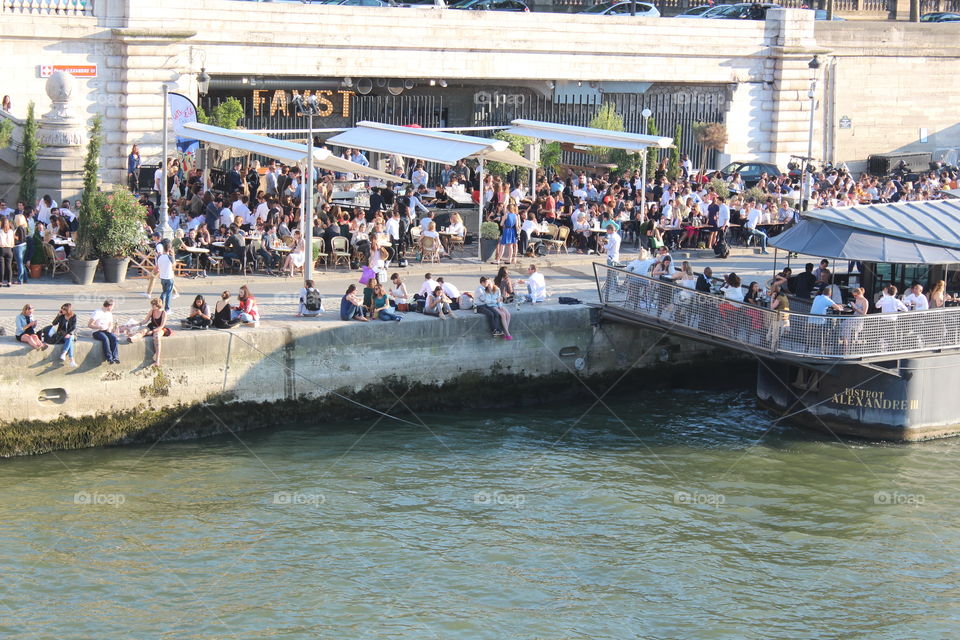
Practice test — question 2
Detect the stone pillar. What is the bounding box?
[36,71,87,204]
[765,9,827,170]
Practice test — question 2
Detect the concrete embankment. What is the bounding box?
[0,305,750,456]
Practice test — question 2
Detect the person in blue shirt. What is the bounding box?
[127,145,141,193]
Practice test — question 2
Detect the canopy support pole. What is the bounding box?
[477,155,485,262]
[640,149,647,255]
[304,111,314,282]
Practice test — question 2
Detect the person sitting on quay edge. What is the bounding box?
[213,291,242,329]
[372,283,402,322]
[480,278,512,340]
[389,273,409,311]
[424,285,454,319]
[494,267,516,304]
[15,303,46,351]
[298,279,324,317]
[41,302,78,367]
[362,277,380,318]
[340,284,369,322]
[474,276,505,336]
[182,295,212,330]
[87,298,120,364]
[517,264,547,303]
[233,285,260,327]
[128,298,169,366]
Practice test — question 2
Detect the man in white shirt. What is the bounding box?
[385,212,400,244]
[154,166,164,194]
[420,211,434,233]
[418,272,440,298]
[36,195,57,226]
[87,299,119,364]
[412,165,429,189]
[254,195,270,224]
[219,204,235,230]
[876,285,909,313]
[743,199,770,254]
[156,239,176,312]
[232,195,252,226]
[436,277,466,308]
[715,196,730,244]
[903,284,929,311]
[509,183,527,205]
[519,264,547,303]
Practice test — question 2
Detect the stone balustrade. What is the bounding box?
[1,0,92,14]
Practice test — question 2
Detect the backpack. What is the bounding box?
[714,240,730,259]
[304,288,322,312]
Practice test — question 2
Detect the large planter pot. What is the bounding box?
[68,258,99,285]
[479,238,499,263]
[102,256,130,284]
[29,264,44,280]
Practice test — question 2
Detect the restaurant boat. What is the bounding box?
[594,199,960,441]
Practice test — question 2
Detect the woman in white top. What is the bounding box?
[679,261,697,289]
[721,273,745,302]
[283,229,305,277]
[389,273,409,309]
[446,213,465,239]
[0,216,15,286]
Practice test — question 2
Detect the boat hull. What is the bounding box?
[756,355,960,442]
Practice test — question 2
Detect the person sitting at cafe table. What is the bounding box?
[790,263,818,299]
[876,285,909,313]
[903,283,929,311]
[695,266,714,293]
[812,286,844,316]
[721,273,744,302]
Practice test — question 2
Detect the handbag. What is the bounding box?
[397,303,409,312]
[359,265,376,285]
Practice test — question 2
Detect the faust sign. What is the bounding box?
[252,89,355,119]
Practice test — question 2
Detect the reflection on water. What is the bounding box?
[0,391,957,639]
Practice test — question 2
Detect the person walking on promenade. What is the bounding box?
[156,239,176,312]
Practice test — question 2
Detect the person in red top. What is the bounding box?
[540,190,557,223]
[232,284,260,327]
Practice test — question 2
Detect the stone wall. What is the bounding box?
[0,306,744,455]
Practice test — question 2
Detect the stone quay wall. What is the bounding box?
[0,305,748,456]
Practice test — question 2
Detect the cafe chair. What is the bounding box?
[330,236,351,269]
[420,236,441,263]
[44,243,70,278]
[313,237,329,272]
[543,225,569,254]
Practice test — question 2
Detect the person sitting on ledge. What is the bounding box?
[298,279,324,317]
[233,285,260,327]
[182,295,212,330]
[42,302,78,367]
[15,304,46,351]
[475,276,505,337]
[213,291,242,329]
[372,283,402,322]
[340,284,369,322]
[518,264,547,303]
[425,285,454,319]
[128,298,169,366]
[87,298,120,364]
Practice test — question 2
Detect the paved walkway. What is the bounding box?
[0,245,797,335]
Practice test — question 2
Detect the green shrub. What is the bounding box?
[480,221,500,239]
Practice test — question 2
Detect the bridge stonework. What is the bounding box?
[1,0,959,189]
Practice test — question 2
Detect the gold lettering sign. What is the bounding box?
[269,90,288,117]
[253,89,353,119]
[831,387,919,411]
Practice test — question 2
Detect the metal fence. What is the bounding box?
[594,263,960,362]
[1,0,91,14]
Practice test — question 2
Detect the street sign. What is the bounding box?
[38,65,98,79]
[839,115,852,130]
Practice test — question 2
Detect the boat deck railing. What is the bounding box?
[594,263,960,363]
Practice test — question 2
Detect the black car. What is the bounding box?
[449,0,529,10]
[920,11,960,21]
[718,161,782,186]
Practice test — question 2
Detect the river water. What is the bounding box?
[1,391,957,639]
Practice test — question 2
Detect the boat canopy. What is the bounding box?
[769,200,960,264]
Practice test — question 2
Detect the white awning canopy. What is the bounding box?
[504,118,673,151]
[181,122,405,183]
[326,121,536,168]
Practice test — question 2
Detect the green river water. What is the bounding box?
[1,391,957,639]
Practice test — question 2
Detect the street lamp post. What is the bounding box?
[158,82,172,240]
[292,95,320,282]
[640,107,652,244]
[802,55,820,212]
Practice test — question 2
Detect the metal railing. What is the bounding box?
[1,0,91,15]
[594,263,960,362]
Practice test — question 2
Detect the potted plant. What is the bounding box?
[93,189,147,283]
[69,115,102,285]
[479,221,500,263]
[28,229,47,279]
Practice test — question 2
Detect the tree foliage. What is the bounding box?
[0,118,12,149]
[89,189,148,258]
[486,131,531,178]
[588,102,625,159]
[74,114,103,260]
[18,102,39,205]
[692,122,728,171]
[667,123,682,180]
[211,97,244,129]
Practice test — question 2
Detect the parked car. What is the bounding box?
[920,11,960,21]
[718,161,782,186]
[707,3,777,19]
[578,1,660,18]
[448,0,529,10]
[674,4,728,18]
